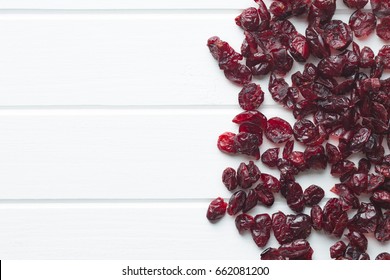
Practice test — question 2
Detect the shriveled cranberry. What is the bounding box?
[293,119,319,145]
[243,189,258,212]
[359,47,375,68]
[377,16,390,41]
[237,161,260,189]
[248,52,274,75]
[238,83,265,111]
[260,248,285,260]
[322,198,346,236]
[233,110,267,131]
[271,48,294,75]
[304,145,327,170]
[258,173,281,193]
[265,117,293,144]
[376,252,390,260]
[349,127,372,153]
[217,132,237,154]
[270,1,292,20]
[375,211,390,242]
[235,7,261,32]
[268,73,289,104]
[371,0,390,18]
[349,10,376,38]
[289,34,310,62]
[272,211,290,244]
[378,45,390,69]
[255,186,275,207]
[222,167,238,191]
[370,190,390,209]
[235,213,254,233]
[233,132,261,159]
[287,213,312,240]
[331,184,360,211]
[330,241,347,259]
[311,205,323,230]
[343,0,368,9]
[227,190,246,216]
[348,173,369,195]
[306,25,331,59]
[206,197,227,221]
[304,185,325,206]
[358,158,371,174]
[278,239,312,260]
[224,64,253,85]
[326,143,342,164]
[367,174,385,192]
[331,160,356,177]
[286,182,305,212]
[309,0,336,24]
[251,214,272,247]
[344,245,366,260]
[346,231,368,251]
[323,20,353,51]
[261,148,279,168]
[348,202,380,233]
[282,140,294,159]
[207,36,242,70]
[239,123,263,143]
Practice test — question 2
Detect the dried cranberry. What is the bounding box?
[377,16,390,41]
[343,0,368,9]
[237,161,261,189]
[206,197,227,221]
[271,48,294,75]
[265,117,293,144]
[233,111,267,131]
[222,167,238,191]
[207,36,242,70]
[306,25,331,59]
[309,0,336,24]
[349,10,376,38]
[235,213,254,233]
[293,119,319,145]
[217,132,237,154]
[278,239,312,260]
[378,45,390,69]
[371,0,390,18]
[326,143,342,164]
[330,241,347,259]
[238,83,265,111]
[286,182,305,212]
[304,145,327,170]
[227,191,246,216]
[289,34,310,62]
[235,7,261,32]
[224,64,253,85]
[251,214,272,247]
[239,123,263,142]
[243,189,258,212]
[346,231,368,251]
[323,20,353,51]
[234,132,261,159]
[261,148,279,168]
[359,47,375,68]
[311,205,323,231]
[268,73,289,104]
[255,186,275,207]
[348,202,380,233]
[304,185,325,206]
[376,252,390,260]
[370,190,390,209]
[258,173,281,193]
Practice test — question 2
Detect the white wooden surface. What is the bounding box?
[0,0,388,259]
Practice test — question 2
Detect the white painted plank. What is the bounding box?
[0,108,343,199]
[0,12,382,106]
[0,202,387,259]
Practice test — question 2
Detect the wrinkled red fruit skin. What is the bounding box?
[217,132,237,154]
[370,190,390,209]
[377,16,390,41]
[376,252,390,260]
[251,214,272,247]
[227,190,247,216]
[349,10,376,38]
[346,231,368,251]
[330,240,347,259]
[265,117,293,143]
[237,161,261,189]
[344,0,368,9]
[304,185,325,206]
[311,204,323,231]
[323,20,353,51]
[238,83,265,111]
[255,186,275,207]
[375,211,390,242]
[206,197,227,221]
[258,173,281,192]
[286,182,305,212]
[243,189,258,212]
[272,211,312,244]
[261,147,279,167]
[348,202,380,233]
[278,239,312,260]
[322,198,348,237]
[371,0,390,18]
[222,167,237,191]
[235,213,254,233]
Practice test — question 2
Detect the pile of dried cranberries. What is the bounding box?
[206,0,390,260]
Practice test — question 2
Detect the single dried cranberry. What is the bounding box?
[306,25,331,59]
[331,160,356,177]
[326,143,342,164]
[235,213,254,233]
[251,214,272,247]
[270,1,292,20]
[376,252,390,260]
[222,167,238,191]
[322,198,346,236]
[289,151,307,172]
[287,213,312,240]
[224,64,253,85]
[265,117,293,144]
[293,119,319,145]
[206,197,227,221]
[207,36,243,70]
[271,48,294,75]
[311,205,323,231]
[371,0,390,18]
[237,161,261,189]
[272,211,290,244]
[304,185,325,206]
[255,186,275,207]
[349,127,372,153]
[304,145,327,170]
[309,0,336,24]
[348,202,380,233]
[331,184,360,211]
[330,241,347,259]
[377,16,390,41]
[243,189,258,212]
[323,20,353,51]
[239,123,263,143]
[238,83,265,111]
[370,190,390,209]
[235,7,261,32]
[258,173,281,193]
[278,239,312,260]
[217,132,237,154]
[358,158,371,174]
[233,111,267,131]
[227,190,247,216]
[349,10,376,38]
[234,132,261,159]
[367,174,385,192]
[346,231,368,251]
[286,182,305,212]
[261,148,279,168]
[343,0,368,9]
[282,140,294,159]
[248,52,274,75]
[268,73,289,104]
[289,34,310,62]
[359,46,375,68]
[378,45,390,69]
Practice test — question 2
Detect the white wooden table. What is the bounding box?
[0,0,388,259]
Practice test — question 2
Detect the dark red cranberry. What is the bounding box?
[349,10,376,38]
[238,83,265,111]
[371,0,390,18]
[343,0,368,9]
[235,7,261,32]
[265,117,293,144]
[289,34,310,62]
[309,0,336,24]
[376,252,390,260]
[348,202,380,233]
[310,205,323,231]
[270,1,292,20]
[286,182,305,212]
[234,132,261,159]
[261,148,279,167]
[306,25,331,59]
[322,198,346,236]
[207,36,242,70]
[232,111,267,131]
[251,214,272,247]
[304,185,325,206]
[345,231,368,251]
[331,160,356,177]
[287,213,312,240]
[268,73,289,104]
[255,186,275,207]
[304,145,327,170]
[237,161,261,189]
[278,239,312,260]
[258,173,281,193]
[377,16,390,41]
[206,197,227,221]
[378,45,390,69]
[217,132,237,154]
[323,20,353,51]
[289,151,307,172]
[271,48,294,75]
[239,123,263,142]
[283,140,294,159]
[359,47,375,68]
[235,213,254,233]
[224,64,253,85]
[344,245,366,260]
[227,190,246,216]
[370,190,390,209]
[367,174,385,192]
[331,184,360,211]
[272,211,290,244]
[222,167,238,191]
[243,189,258,212]
[330,241,347,259]
[326,143,342,164]
[293,119,319,145]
